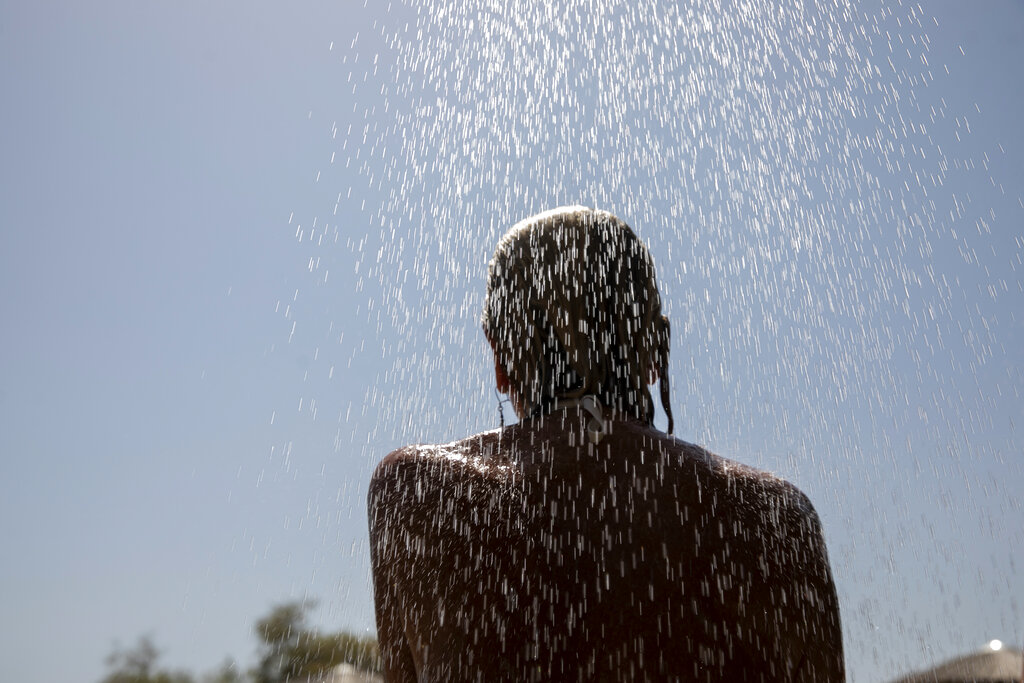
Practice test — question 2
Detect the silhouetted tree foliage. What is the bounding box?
[200,659,246,683]
[101,635,195,683]
[252,601,381,683]
[100,601,379,683]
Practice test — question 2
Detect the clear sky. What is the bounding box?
[0,1,1020,682]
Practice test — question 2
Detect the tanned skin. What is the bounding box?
[368,398,844,682]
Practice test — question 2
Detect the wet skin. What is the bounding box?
[369,407,844,682]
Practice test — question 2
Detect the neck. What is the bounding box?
[528,391,650,425]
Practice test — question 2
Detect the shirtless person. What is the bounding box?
[368,207,844,682]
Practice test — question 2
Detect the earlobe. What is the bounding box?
[486,331,511,394]
[488,333,523,416]
[494,358,511,394]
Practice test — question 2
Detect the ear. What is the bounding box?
[494,356,511,394]
[486,331,511,394]
[481,331,509,395]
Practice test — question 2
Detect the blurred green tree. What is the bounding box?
[100,601,379,683]
[200,659,246,683]
[251,601,381,683]
[100,635,195,683]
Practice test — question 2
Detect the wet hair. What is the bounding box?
[482,206,673,432]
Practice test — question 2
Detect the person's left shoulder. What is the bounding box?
[368,443,432,502]
[369,431,515,506]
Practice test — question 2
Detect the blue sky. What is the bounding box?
[0,1,1021,682]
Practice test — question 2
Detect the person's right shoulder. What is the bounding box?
[701,456,844,681]
[701,451,816,518]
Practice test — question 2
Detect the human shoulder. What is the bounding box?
[368,431,517,511]
[367,444,430,503]
[695,453,842,679]
[655,435,806,500]
[372,428,512,474]
[702,451,819,519]
[369,443,433,484]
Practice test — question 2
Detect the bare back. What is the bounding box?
[369,408,844,682]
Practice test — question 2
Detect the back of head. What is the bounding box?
[482,206,673,430]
